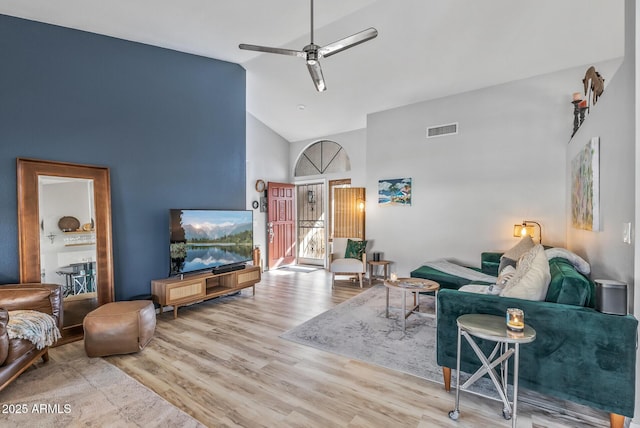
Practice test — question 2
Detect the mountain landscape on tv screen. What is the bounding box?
[183,222,252,243]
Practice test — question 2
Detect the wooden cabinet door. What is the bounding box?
[166,279,205,305]
[237,266,261,287]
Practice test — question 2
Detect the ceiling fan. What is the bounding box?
[239,0,378,92]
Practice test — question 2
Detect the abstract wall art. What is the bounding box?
[571,137,600,231]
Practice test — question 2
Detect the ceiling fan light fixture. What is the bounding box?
[307,62,326,92]
[305,46,319,65]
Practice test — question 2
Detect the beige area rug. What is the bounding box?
[281,285,609,428]
[0,342,205,428]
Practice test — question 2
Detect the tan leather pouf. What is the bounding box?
[83,300,156,358]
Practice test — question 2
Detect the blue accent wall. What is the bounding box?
[0,15,246,299]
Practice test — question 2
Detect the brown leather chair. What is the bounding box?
[83,300,156,358]
[0,283,63,392]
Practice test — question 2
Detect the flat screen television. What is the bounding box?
[169,209,253,276]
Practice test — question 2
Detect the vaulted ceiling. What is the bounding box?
[0,0,624,142]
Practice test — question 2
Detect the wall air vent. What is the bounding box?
[426,122,458,138]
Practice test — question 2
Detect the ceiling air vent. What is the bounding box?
[426,122,458,138]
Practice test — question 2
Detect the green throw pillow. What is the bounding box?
[345,239,367,260]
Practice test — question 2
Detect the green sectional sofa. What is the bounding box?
[411,251,637,427]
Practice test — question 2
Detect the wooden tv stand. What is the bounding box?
[151,265,261,319]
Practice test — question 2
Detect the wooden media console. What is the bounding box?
[151,265,261,318]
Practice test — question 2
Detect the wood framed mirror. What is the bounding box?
[17,158,114,343]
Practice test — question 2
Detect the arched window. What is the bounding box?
[294,140,350,177]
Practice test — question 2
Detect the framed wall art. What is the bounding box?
[378,178,412,206]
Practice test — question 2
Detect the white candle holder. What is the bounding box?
[506,308,524,332]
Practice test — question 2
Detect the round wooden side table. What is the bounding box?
[383,277,439,331]
[367,260,391,285]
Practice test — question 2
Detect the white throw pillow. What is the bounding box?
[499,235,535,272]
[496,265,516,286]
[500,244,550,301]
[502,235,535,260]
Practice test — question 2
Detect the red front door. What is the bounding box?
[267,182,296,269]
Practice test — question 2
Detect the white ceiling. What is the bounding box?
[0,0,624,142]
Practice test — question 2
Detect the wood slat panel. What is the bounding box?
[334,187,365,239]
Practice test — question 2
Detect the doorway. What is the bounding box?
[296,182,325,266]
[287,139,357,269]
[268,179,364,270]
[267,182,296,270]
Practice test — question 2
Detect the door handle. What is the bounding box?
[268,222,274,243]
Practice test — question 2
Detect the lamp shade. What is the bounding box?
[513,224,535,238]
[513,220,542,243]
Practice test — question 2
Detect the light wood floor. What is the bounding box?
[93,269,607,427]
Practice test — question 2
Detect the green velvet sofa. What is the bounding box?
[411,251,637,428]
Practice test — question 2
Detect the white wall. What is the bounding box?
[567,8,637,424]
[566,34,635,294]
[635,0,640,424]
[365,60,622,277]
[246,112,290,268]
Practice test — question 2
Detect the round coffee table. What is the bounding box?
[383,277,440,331]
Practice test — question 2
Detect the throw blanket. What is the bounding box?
[7,310,61,350]
[421,259,498,283]
[544,248,591,275]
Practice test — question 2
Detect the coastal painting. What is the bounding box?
[571,137,600,231]
[378,178,412,206]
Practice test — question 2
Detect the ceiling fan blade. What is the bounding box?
[239,43,306,58]
[306,61,326,92]
[318,27,378,58]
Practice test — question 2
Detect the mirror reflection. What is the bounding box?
[38,175,98,329]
